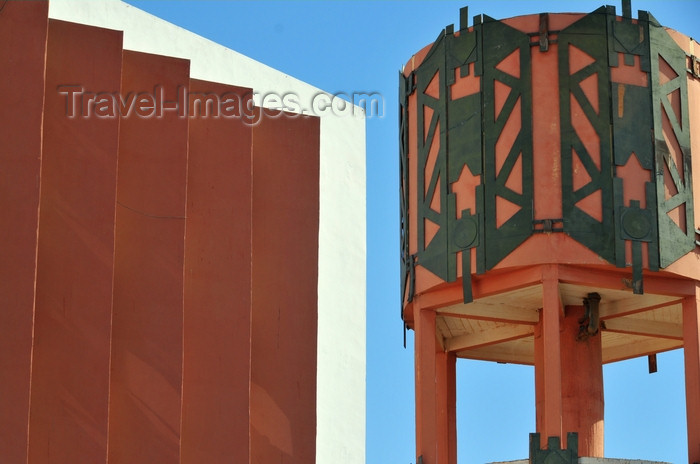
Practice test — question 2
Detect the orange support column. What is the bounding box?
[414,301,454,464]
[108,51,189,464]
[180,80,253,463]
[447,351,457,464]
[0,3,47,462]
[415,303,437,464]
[436,350,457,464]
[28,20,122,464]
[683,283,700,463]
[561,305,604,456]
[250,111,319,464]
[535,265,563,448]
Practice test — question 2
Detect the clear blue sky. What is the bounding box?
[125,1,698,462]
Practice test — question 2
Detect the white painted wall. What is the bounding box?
[47,1,366,462]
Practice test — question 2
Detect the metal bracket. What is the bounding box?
[688,53,700,79]
[455,210,480,303]
[533,218,564,233]
[404,71,416,96]
[578,293,601,340]
[408,254,416,302]
[648,353,658,373]
[528,13,560,51]
[695,228,700,247]
[539,13,549,51]
[616,195,657,292]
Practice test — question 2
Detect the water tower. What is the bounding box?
[399,1,700,462]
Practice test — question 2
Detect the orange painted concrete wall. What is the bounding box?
[180,79,253,463]
[0,4,321,463]
[108,49,190,464]
[29,19,123,464]
[251,110,320,464]
[0,3,48,462]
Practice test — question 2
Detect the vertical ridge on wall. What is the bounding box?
[28,19,123,464]
[0,3,48,462]
[180,79,253,463]
[251,110,320,464]
[108,50,190,464]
